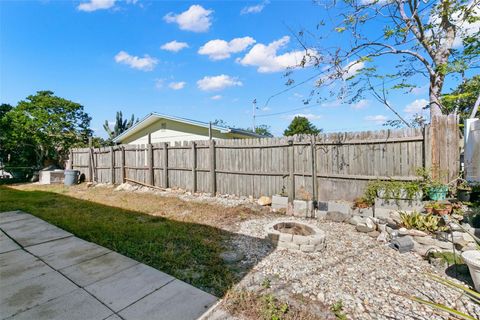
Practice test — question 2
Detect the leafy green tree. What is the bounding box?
[283,116,322,136]
[103,111,137,140]
[253,124,273,137]
[0,104,13,165]
[291,0,479,119]
[3,91,92,167]
[442,75,480,121]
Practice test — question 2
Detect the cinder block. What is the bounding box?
[293,200,314,217]
[374,198,424,211]
[374,208,396,219]
[308,235,324,245]
[272,195,289,210]
[300,244,316,252]
[315,210,327,220]
[317,201,328,211]
[327,201,353,215]
[292,235,310,245]
[277,241,300,250]
[391,236,414,253]
[278,233,293,242]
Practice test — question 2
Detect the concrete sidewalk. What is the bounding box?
[0,211,217,320]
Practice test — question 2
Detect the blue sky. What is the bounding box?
[0,0,468,137]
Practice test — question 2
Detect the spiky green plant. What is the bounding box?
[410,274,480,320]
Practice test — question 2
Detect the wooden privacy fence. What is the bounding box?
[71,115,459,201]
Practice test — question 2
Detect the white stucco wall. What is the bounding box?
[128,128,212,144]
[465,118,480,182]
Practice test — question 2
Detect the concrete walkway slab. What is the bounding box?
[0,211,218,320]
[0,250,54,287]
[85,263,175,312]
[0,271,78,319]
[1,218,72,247]
[119,279,217,320]
[60,251,139,287]
[0,211,34,225]
[26,236,110,269]
[9,289,113,320]
[0,230,20,253]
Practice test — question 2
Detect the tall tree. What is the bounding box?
[291,0,479,119]
[442,75,480,121]
[103,111,137,140]
[3,91,92,167]
[284,116,322,136]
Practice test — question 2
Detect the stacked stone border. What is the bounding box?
[266,221,326,253]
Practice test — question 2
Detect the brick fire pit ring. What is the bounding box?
[266,221,326,253]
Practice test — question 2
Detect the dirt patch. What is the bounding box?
[273,222,314,236]
[11,183,269,231]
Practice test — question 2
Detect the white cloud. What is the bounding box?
[343,61,365,79]
[237,36,318,73]
[240,1,269,14]
[164,5,213,32]
[114,51,158,71]
[351,99,369,110]
[261,106,271,111]
[284,113,322,120]
[197,74,242,91]
[160,40,189,52]
[404,98,428,114]
[198,37,256,60]
[211,95,222,100]
[169,81,186,90]
[365,115,388,124]
[77,0,116,12]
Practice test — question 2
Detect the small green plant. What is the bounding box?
[428,251,464,265]
[262,278,271,289]
[363,180,422,205]
[330,300,348,320]
[400,211,447,232]
[263,294,289,320]
[458,180,472,191]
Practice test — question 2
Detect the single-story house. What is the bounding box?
[112,112,263,145]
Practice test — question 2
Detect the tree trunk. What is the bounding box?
[429,75,444,117]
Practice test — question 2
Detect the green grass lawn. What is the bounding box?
[0,186,236,296]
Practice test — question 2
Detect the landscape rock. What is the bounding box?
[407,229,428,237]
[326,211,350,223]
[349,216,365,226]
[376,231,389,243]
[368,231,380,238]
[365,217,376,230]
[356,223,375,233]
[257,196,272,206]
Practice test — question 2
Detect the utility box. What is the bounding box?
[39,168,65,184]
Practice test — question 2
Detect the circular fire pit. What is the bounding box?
[266,221,326,253]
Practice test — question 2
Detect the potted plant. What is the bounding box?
[471,183,480,202]
[457,181,472,202]
[416,167,449,201]
[353,197,370,209]
[432,202,449,216]
[424,202,434,214]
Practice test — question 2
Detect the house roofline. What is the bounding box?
[112,112,263,143]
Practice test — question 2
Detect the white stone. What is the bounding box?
[257,196,272,206]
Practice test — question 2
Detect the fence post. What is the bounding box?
[110,146,115,184]
[288,139,295,202]
[209,139,216,195]
[163,142,169,188]
[88,148,94,182]
[310,136,317,202]
[121,146,125,183]
[192,142,197,193]
[147,143,154,186]
[69,150,74,170]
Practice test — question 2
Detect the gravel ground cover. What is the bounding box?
[216,216,480,320]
